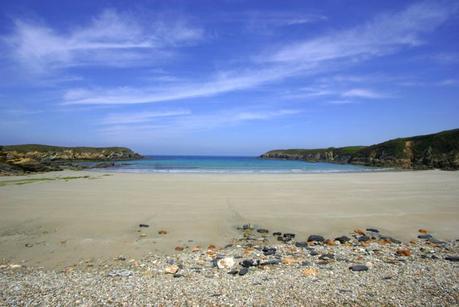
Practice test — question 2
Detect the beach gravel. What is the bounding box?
[1,229,458,306]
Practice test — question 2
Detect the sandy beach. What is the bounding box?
[0,170,458,267]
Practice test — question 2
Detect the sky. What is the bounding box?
[0,0,458,155]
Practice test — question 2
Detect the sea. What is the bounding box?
[98,155,384,174]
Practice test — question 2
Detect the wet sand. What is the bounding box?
[0,170,458,268]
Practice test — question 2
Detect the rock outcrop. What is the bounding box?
[260,128,459,170]
[0,144,142,175]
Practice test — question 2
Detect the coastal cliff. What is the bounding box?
[260,128,459,170]
[0,144,142,175]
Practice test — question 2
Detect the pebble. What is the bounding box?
[303,268,318,277]
[310,250,319,256]
[335,236,351,244]
[418,234,432,240]
[272,232,282,236]
[358,235,370,242]
[260,259,280,265]
[295,241,308,248]
[262,247,276,256]
[241,259,258,267]
[139,224,149,228]
[307,235,325,242]
[2,226,458,305]
[444,255,459,262]
[165,265,179,274]
[238,267,249,276]
[396,249,411,257]
[319,254,335,261]
[217,257,235,269]
[107,269,133,277]
[256,229,269,234]
[158,230,168,235]
[366,228,379,233]
[349,265,369,272]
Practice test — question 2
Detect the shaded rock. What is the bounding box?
[358,235,370,242]
[256,228,269,234]
[335,236,351,244]
[277,236,292,243]
[418,234,432,240]
[307,235,325,243]
[445,256,459,262]
[349,265,369,272]
[262,247,276,256]
[92,162,115,169]
[260,259,281,265]
[295,241,308,248]
[319,254,335,261]
[283,233,296,239]
[272,232,282,236]
[366,228,379,233]
[428,238,446,245]
[238,267,249,276]
[310,250,319,256]
[240,259,258,267]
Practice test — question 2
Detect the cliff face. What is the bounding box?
[0,145,143,175]
[260,129,459,170]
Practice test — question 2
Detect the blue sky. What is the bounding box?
[0,0,458,155]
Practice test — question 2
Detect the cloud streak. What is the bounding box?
[99,108,303,136]
[59,1,457,106]
[3,9,203,72]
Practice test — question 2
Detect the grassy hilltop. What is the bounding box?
[261,128,459,170]
[0,144,143,175]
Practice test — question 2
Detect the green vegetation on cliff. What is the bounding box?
[261,128,459,170]
[0,144,143,175]
[1,144,136,154]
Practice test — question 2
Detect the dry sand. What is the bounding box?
[0,170,458,268]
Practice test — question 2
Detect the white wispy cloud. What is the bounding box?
[265,1,457,64]
[62,66,305,105]
[438,79,459,86]
[341,88,386,99]
[101,109,191,125]
[3,9,203,71]
[99,108,302,135]
[60,1,456,106]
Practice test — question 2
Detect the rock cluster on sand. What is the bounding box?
[0,227,458,305]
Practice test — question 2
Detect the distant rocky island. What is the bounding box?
[261,128,459,170]
[0,144,142,175]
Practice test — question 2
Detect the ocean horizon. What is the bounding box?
[98,155,386,174]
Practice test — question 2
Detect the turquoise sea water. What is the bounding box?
[103,156,383,174]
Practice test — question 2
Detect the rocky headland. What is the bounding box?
[0,144,142,175]
[261,128,459,170]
